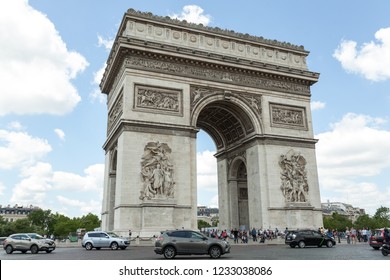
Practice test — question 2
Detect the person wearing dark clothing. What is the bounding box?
[233,228,239,244]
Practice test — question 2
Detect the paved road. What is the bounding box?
[0,242,387,260]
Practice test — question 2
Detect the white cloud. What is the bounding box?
[89,63,107,103]
[197,150,218,192]
[0,182,5,196]
[54,128,65,141]
[0,0,88,116]
[0,130,52,169]
[10,162,104,215]
[333,27,390,81]
[170,5,212,26]
[7,121,24,131]
[97,35,114,50]
[311,101,326,111]
[316,113,390,214]
[56,196,102,217]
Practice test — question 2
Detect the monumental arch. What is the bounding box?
[100,9,323,236]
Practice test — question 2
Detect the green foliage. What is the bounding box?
[323,212,352,231]
[198,219,211,230]
[1,209,101,238]
[373,206,390,227]
[323,206,390,231]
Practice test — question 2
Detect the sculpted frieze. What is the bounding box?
[190,85,262,119]
[107,92,123,133]
[139,142,175,201]
[134,84,182,116]
[125,55,310,96]
[270,103,307,130]
[279,150,309,203]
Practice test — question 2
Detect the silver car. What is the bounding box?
[3,233,56,254]
[82,231,130,250]
[154,229,231,259]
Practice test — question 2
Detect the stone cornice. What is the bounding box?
[102,119,198,151]
[215,133,318,159]
[102,46,318,96]
[100,9,320,93]
[125,8,306,52]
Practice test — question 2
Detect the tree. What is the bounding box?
[28,209,53,231]
[372,206,390,227]
[323,212,352,231]
[78,213,101,231]
[198,220,211,230]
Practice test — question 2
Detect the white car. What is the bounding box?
[82,231,129,250]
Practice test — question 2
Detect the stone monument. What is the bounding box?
[100,9,323,236]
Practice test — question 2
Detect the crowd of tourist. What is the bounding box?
[319,227,373,244]
[202,227,286,244]
[202,226,375,244]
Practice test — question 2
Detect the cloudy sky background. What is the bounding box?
[0,0,389,217]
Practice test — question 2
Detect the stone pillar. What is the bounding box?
[246,144,269,229]
[217,158,230,230]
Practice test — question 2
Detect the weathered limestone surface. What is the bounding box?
[100,9,322,237]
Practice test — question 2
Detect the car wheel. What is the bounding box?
[209,246,222,259]
[30,245,39,254]
[382,249,389,256]
[326,240,334,248]
[110,242,119,250]
[5,245,13,254]
[298,241,306,248]
[289,244,296,248]
[85,242,93,250]
[163,246,176,259]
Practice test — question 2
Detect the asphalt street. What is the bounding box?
[0,241,387,260]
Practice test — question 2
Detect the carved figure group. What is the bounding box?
[139,142,175,200]
[279,150,309,203]
[137,88,179,112]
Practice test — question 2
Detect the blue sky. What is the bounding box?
[0,0,389,218]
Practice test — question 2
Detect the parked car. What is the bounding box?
[154,229,231,259]
[3,233,56,254]
[285,229,336,248]
[82,231,129,250]
[369,228,386,250]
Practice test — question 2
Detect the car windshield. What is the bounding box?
[107,232,119,237]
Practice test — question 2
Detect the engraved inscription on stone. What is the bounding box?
[270,103,307,129]
[279,150,309,203]
[135,84,182,115]
[139,142,175,201]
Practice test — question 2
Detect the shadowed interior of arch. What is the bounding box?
[196,100,254,150]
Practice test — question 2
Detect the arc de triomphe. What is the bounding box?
[100,9,323,236]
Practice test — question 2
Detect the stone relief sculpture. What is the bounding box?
[135,85,181,114]
[279,150,309,203]
[271,104,306,128]
[107,93,123,132]
[139,142,175,200]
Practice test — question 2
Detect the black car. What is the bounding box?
[285,229,336,248]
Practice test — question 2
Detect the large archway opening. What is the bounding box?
[195,99,254,230]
